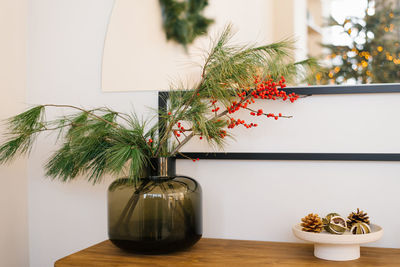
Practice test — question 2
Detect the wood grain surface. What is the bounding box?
[55,238,400,267]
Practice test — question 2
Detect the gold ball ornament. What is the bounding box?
[347,208,370,229]
[323,213,347,235]
[350,222,371,235]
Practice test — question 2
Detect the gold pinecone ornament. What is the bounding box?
[301,213,324,233]
[347,208,370,229]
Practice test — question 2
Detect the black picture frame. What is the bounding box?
[159,83,400,161]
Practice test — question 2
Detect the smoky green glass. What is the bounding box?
[107,158,202,254]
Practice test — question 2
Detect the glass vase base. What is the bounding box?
[110,235,202,254]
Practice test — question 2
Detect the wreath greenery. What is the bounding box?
[159,0,214,47]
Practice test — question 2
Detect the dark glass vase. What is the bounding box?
[107,157,202,254]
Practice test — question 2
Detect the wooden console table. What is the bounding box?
[55,238,400,266]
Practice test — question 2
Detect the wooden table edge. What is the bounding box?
[54,238,400,267]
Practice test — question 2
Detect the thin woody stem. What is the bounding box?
[243,107,293,118]
[32,122,76,133]
[114,180,150,232]
[170,90,254,155]
[172,128,193,132]
[169,82,297,156]
[173,132,182,145]
[170,132,194,155]
[156,46,219,156]
[178,152,193,160]
[156,88,202,156]
[43,104,118,128]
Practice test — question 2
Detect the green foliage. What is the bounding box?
[0,106,45,163]
[0,26,317,184]
[0,106,152,184]
[161,26,316,154]
[198,26,316,103]
[159,0,214,47]
[44,110,153,184]
[318,0,400,84]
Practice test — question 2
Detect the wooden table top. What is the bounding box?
[55,238,400,266]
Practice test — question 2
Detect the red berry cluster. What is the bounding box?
[227,100,248,113]
[227,118,258,129]
[172,121,188,138]
[251,76,296,101]
[173,75,299,162]
[249,111,283,120]
[174,130,181,137]
[219,129,227,138]
[224,76,298,130]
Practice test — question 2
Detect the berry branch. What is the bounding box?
[170,75,300,156]
[0,26,316,183]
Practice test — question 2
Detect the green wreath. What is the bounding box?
[159,0,214,47]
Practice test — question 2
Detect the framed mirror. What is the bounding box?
[102,0,400,161]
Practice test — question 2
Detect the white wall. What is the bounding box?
[27,1,156,266]
[20,1,400,267]
[0,0,29,266]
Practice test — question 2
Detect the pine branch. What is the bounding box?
[42,104,119,128]
[158,25,310,155]
[154,26,230,155]
[0,25,317,184]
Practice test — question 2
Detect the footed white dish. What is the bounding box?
[292,223,383,261]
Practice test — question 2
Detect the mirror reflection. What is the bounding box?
[308,0,400,84]
[101,0,400,92]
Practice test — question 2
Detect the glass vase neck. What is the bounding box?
[149,157,176,177]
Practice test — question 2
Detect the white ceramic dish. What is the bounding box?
[292,223,383,261]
